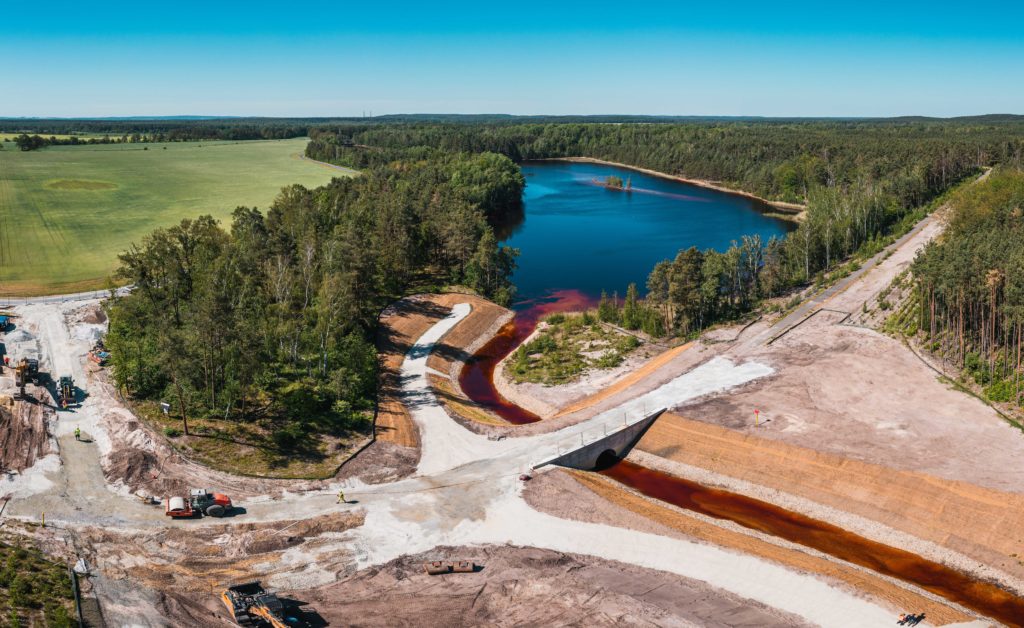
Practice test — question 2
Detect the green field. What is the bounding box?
[0,138,347,295]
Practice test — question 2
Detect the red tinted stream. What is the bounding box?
[601,459,1024,626]
[458,289,596,424]
[454,292,1024,625]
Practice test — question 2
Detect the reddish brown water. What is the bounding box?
[601,459,1024,626]
[458,289,597,424]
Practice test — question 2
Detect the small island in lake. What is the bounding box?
[596,174,633,191]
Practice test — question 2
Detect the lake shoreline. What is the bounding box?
[532,157,806,220]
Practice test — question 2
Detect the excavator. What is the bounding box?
[221,582,289,627]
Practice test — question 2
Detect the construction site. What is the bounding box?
[1,197,1023,628]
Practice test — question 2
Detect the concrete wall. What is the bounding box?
[535,409,665,471]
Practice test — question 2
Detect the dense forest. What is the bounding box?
[105,151,523,441]
[309,120,1024,338]
[910,169,1024,408]
[307,121,1024,205]
[101,117,1024,433]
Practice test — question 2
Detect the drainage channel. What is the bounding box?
[459,289,596,424]
[600,459,1024,627]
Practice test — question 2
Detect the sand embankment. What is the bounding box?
[537,157,806,215]
[377,292,511,441]
[638,414,1024,592]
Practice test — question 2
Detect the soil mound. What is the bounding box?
[81,306,107,325]
[0,398,51,473]
[104,448,183,496]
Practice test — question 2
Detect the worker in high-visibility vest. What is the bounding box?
[74,427,81,441]
[337,490,346,504]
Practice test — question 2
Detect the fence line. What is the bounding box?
[0,287,132,307]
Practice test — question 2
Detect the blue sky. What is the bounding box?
[4,1,1023,117]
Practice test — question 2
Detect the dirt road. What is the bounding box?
[3,176,1019,625]
[2,296,905,627]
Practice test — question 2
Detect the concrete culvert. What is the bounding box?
[594,449,621,471]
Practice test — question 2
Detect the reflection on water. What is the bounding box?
[506,161,794,300]
[491,198,525,241]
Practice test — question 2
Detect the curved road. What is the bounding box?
[3,299,902,626]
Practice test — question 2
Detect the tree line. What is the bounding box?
[912,168,1024,407]
[310,121,1024,338]
[106,151,523,442]
[307,121,1024,206]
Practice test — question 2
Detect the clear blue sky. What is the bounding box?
[4,0,1023,117]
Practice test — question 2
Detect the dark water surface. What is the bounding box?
[462,161,794,424]
[503,161,794,300]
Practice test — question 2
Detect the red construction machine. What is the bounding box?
[164,488,233,518]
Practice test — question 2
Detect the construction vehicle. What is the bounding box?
[57,375,74,408]
[165,488,233,518]
[221,582,288,627]
[13,358,39,398]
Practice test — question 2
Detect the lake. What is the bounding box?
[460,160,797,423]
[502,161,795,301]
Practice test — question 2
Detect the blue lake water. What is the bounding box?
[502,161,795,301]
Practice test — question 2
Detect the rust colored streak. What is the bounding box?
[458,290,597,425]
[601,460,1024,627]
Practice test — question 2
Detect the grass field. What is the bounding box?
[0,138,349,295]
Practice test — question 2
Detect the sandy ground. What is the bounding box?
[73,511,366,626]
[525,469,974,625]
[678,212,1024,494]
[636,412,1024,591]
[376,293,511,446]
[9,295,887,627]
[298,544,811,627]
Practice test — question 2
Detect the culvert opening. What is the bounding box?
[593,449,621,471]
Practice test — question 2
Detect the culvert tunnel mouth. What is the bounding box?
[593,449,621,471]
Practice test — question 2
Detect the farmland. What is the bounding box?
[0,138,347,295]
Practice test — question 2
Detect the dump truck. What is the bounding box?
[165,488,233,518]
[57,375,74,408]
[221,582,288,627]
